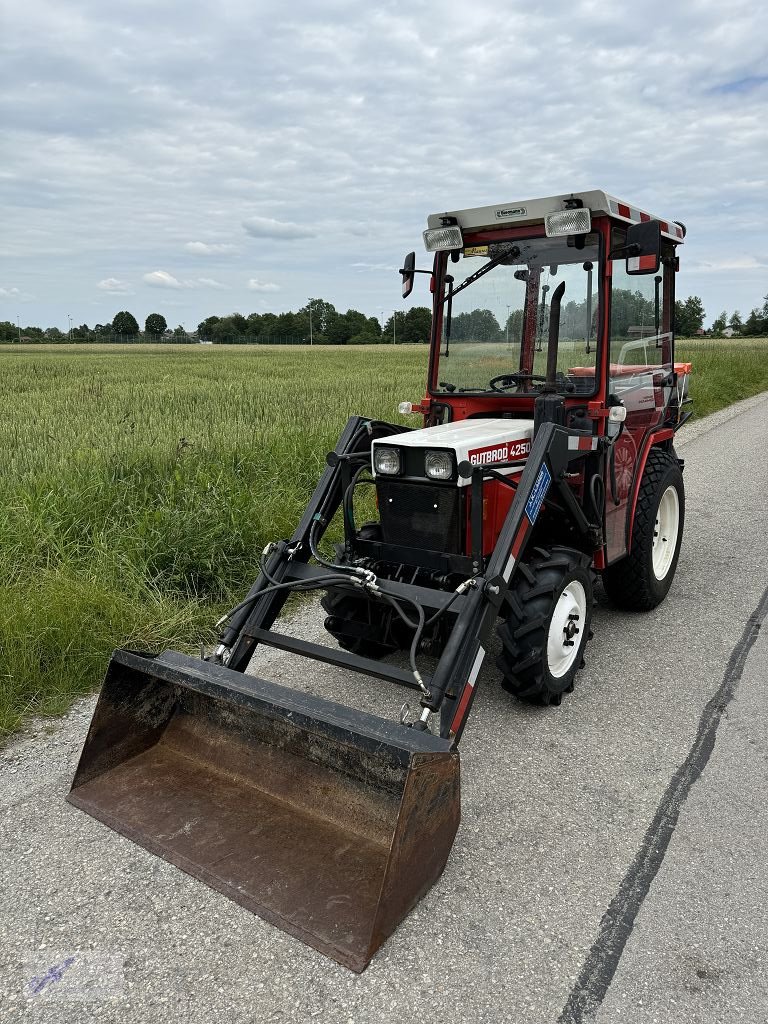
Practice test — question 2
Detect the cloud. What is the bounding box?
[691,256,768,273]
[143,270,185,289]
[143,271,230,290]
[3,1,768,327]
[247,278,280,292]
[0,286,21,298]
[242,216,315,240]
[352,262,398,272]
[97,277,132,294]
[185,242,236,255]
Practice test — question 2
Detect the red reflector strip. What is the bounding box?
[449,646,485,735]
[618,203,631,218]
[503,517,531,581]
[640,211,651,222]
[627,254,659,272]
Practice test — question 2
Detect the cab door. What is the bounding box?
[604,241,674,563]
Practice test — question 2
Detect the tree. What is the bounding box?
[382,311,408,343]
[449,308,502,342]
[300,298,337,340]
[674,296,705,337]
[145,313,167,338]
[112,310,139,336]
[710,310,727,336]
[399,306,431,344]
[197,316,220,339]
[728,311,743,333]
[611,288,656,339]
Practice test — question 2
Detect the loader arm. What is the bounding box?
[427,421,601,740]
[216,415,601,743]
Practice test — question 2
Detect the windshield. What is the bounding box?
[435,233,601,395]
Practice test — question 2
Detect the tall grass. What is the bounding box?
[0,344,425,736]
[676,337,768,418]
[1,340,766,738]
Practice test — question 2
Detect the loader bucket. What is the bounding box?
[67,649,460,971]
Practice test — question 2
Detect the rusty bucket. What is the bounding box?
[67,650,460,971]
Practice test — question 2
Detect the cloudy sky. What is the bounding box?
[1,0,767,331]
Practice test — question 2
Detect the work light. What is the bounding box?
[425,451,453,480]
[374,446,401,475]
[545,208,591,237]
[423,226,464,252]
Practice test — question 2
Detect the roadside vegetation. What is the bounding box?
[1,340,766,738]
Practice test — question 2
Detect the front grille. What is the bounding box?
[377,480,462,554]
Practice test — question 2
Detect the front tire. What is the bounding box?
[321,523,408,658]
[602,447,684,611]
[497,546,594,706]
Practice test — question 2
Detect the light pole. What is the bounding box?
[67,314,73,341]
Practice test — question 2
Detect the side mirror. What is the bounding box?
[400,251,415,298]
[625,220,661,275]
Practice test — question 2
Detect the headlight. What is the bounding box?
[423,226,464,252]
[373,446,401,475]
[545,207,592,237]
[425,450,454,480]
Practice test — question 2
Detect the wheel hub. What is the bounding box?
[652,484,680,581]
[547,581,587,678]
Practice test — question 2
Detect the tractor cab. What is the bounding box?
[390,190,688,567]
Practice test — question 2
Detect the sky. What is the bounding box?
[1,0,767,332]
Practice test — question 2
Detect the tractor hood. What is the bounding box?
[372,418,533,486]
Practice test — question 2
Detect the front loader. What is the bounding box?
[69,189,690,970]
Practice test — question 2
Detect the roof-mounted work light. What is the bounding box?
[545,207,592,237]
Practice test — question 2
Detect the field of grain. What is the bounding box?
[1,339,766,736]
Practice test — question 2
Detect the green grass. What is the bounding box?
[676,337,768,418]
[1,339,766,738]
[0,344,425,737]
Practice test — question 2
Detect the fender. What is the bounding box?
[626,427,674,552]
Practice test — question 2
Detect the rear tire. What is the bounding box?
[497,546,594,706]
[602,447,684,611]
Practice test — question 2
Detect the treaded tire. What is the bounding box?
[321,523,407,658]
[496,546,594,706]
[602,448,684,611]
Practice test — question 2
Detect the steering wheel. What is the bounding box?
[488,372,547,392]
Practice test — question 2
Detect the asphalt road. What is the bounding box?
[2,392,767,1023]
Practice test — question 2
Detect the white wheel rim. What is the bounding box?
[652,485,680,580]
[547,581,587,679]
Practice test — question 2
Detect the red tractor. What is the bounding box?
[69,190,690,971]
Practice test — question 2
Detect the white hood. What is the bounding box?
[372,418,533,485]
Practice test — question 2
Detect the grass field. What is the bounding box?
[1,339,767,737]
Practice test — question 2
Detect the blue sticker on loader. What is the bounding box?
[525,463,551,524]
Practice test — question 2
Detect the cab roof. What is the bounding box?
[426,189,685,243]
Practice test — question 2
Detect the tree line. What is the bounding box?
[0,301,433,346]
[3,291,768,346]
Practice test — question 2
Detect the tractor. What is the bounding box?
[68,189,690,972]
